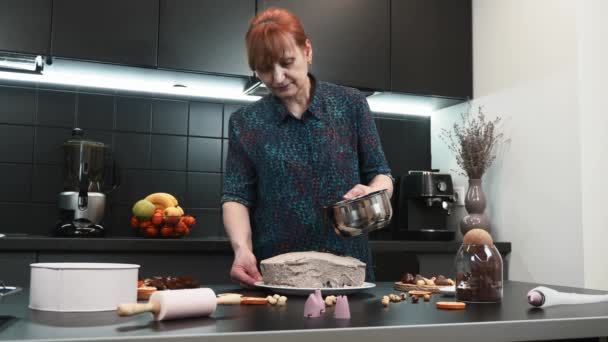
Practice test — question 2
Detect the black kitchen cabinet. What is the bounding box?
[259,0,390,90]
[391,0,472,99]
[159,0,254,76]
[0,0,52,55]
[51,0,159,67]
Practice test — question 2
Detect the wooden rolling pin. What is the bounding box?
[117,289,268,321]
[118,288,217,321]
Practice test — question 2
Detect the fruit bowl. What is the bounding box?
[130,210,196,239]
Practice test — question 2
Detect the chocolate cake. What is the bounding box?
[260,251,366,288]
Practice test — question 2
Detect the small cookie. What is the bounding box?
[436,301,466,310]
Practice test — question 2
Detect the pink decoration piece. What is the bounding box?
[304,293,323,318]
[315,289,326,313]
[334,296,351,319]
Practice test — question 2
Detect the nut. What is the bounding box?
[416,279,426,286]
[325,295,337,306]
[411,296,419,303]
[400,292,407,300]
[381,296,390,307]
[273,294,280,299]
[423,294,431,302]
[268,296,278,305]
[277,296,287,305]
[401,273,415,284]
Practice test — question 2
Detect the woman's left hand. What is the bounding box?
[342,184,374,200]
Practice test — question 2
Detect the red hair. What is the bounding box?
[245,8,309,72]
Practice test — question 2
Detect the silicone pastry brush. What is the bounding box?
[527,286,608,308]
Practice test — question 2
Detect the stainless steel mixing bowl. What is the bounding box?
[324,189,393,237]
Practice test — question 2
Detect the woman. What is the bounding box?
[222,7,393,287]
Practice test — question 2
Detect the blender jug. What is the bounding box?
[55,128,119,237]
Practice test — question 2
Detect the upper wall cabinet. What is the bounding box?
[159,0,254,76]
[259,0,390,90]
[51,0,159,67]
[0,0,52,55]
[391,0,472,99]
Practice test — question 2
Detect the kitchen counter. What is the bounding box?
[0,281,606,342]
[0,235,511,254]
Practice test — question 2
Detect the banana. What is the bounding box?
[145,193,175,211]
[175,206,184,216]
[166,194,178,206]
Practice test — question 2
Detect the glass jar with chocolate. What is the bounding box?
[455,244,503,303]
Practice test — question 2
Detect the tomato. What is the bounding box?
[160,226,173,237]
[144,227,159,238]
[175,225,187,235]
[151,212,163,226]
[183,227,190,236]
[139,220,152,229]
[130,216,140,228]
[182,215,196,227]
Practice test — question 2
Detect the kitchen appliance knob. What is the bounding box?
[437,181,447,192]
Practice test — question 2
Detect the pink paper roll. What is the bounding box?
[149,288,217,321]
[304,293,323,318]
[334,295,350,319]
[315,289,326,313]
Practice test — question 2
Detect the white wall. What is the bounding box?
[577,0,608,290]
[432,0,586,287]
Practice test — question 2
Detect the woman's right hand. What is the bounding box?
[230,248,263,288]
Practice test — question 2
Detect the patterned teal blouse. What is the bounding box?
[221,76,392,280]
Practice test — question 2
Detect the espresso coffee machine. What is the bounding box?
[55,128,119,237]
[394,170,455,240]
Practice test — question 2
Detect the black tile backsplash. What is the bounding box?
[31,164,63,203]
[116,96,152,133]
[186,208,223,238]
[0,163,32,202]
[189,102,223,138]
[0,83,431,239]
[0,125,34,163]
[34,127,71,164]
[114,132,150,169]
[187,137,222,172]
[186,172,222,208]
[0,86,35,125]
[151,99,188,135]
[150,134,187,170]
[37,90,76,127]
[77,93,115,130]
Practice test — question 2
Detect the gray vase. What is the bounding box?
[459,178,491,235]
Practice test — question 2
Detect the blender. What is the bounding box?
[55,128,119,237]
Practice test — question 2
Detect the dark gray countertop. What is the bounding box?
[0,281,606,342]
[0,235,511,254]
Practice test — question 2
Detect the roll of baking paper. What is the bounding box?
[527,286,608,308]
